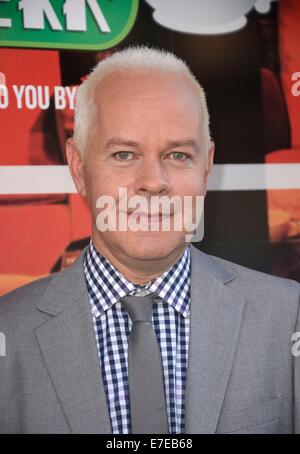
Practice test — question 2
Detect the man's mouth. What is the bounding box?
[131,212,172,218]
[127,211,174,224]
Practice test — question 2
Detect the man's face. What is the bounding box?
[68,70,214,262]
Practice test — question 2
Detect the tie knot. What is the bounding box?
[121,294,154,323]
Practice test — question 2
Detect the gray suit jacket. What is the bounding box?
[0,245,300,434]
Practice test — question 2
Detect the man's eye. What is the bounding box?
[169,152,187,161]
[113,151,134,160]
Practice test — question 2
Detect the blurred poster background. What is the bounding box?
[0,0,300,296]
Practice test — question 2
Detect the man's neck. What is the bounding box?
[91,236,187,285]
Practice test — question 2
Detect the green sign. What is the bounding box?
[0,0,139,50]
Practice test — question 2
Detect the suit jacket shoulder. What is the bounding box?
[190,244,300,310]
[0,248,90,364]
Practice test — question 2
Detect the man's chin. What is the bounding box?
[117,234,187,261]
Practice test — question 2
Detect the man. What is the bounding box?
[0,46,299,434]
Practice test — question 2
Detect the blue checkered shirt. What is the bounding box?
[84,240,190,434]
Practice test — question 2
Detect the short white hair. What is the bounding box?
[73,46,211,157]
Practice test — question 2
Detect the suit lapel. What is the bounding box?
[35,249,111,434]
[185,246,246,434]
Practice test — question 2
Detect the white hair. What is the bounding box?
[73,46,211,157]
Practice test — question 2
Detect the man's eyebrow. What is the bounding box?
[103,137,201,151]
[166,139,200,151]
[104,137,139,150]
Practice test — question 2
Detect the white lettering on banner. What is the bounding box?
[18,85,50,110]
[54,86,67,109]
[0,0,12,28]
[12,84,25,109]
[13,84,50,110]
[54,85,78,109]
[1,0,110,32]
[18,0,63,30]
[63,0,110,32]
[0,83,9,109]
[24,84,38,109]
[65,86,77,110]
[4,84,76,110]
[37,85,50,109]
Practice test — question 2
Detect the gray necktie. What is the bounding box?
[121,294,169,434]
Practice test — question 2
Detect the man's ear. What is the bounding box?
[66,138,87,196]
[204,142,214,179]
[202,143,214,196]
[206,142,214,174]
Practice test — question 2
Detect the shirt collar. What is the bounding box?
[84,239,191,319]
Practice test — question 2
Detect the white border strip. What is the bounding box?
[209,163,300,191]
[0,166,76,194]
[0,164,299,194]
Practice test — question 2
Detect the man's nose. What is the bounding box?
[133,159,170,195]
